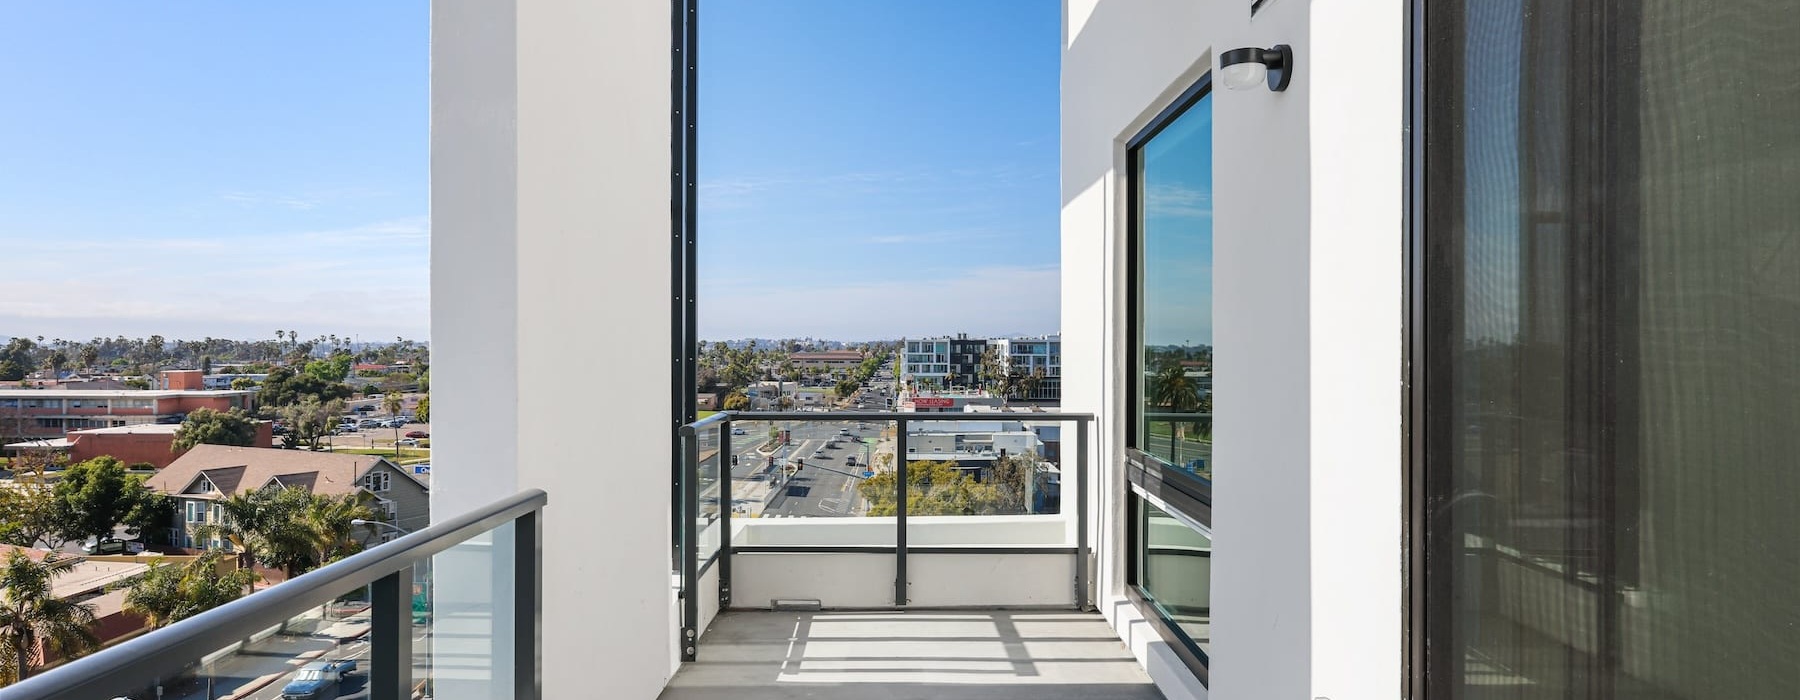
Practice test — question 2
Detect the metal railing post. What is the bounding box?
[719,418,733,608]
[681,427,700,662]
[894,416,908,606]
[1075,419,1091,611]
[514,510,543,700]
[371,566,413,700]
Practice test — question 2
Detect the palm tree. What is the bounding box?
[1148,362,1204,458]
[383,393,406,456]
[304,493,383,566]
[197,488,319,582]
[124,552,258,628]
[0,551,99,683]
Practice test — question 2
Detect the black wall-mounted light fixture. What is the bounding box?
[1220,44,1293,92]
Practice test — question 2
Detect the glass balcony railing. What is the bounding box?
[5,490,546,700]
[676,410,1093,660]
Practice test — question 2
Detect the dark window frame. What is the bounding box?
[1123,72,1215,685]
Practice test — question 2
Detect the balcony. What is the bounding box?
[6,412,1167,700]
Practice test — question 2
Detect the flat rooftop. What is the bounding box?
[68,423,182,435]
[0,389,255,398]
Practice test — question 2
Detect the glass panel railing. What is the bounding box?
[902,416,1077,547]
[3,490,544,700]
[425,521,517,697]
[734,416,897,549]
[1142,411,1212,480]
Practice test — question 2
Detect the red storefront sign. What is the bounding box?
[912,397,954,408]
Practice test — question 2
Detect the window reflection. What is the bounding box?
[1424,1,1800,697]
[1138,500,1210,658]
[1134,91,1213,480]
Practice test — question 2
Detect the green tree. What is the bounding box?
[52,457,161,546]
[196,487,319,579]
[858,460,1010,516]
[413,395,429,423]
[229,377,258,390]
[0,360,23,382]
[171,407,259,452]
[0,467,72,550]
[382,393,407,455]
[305,493,383,566]
[281,397,345,451]
[77,346,99,373]
[256,366,353,411]
[0,551,99,683]
[722,390,749,411]
[43,351,67,377]
[123,552,258,628]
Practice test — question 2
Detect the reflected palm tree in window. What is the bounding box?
[1147,360,1209,473]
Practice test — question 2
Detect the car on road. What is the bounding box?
[731,428,746,435]
[405,430,429,438]
[281,659,357,700]
[81,538,145,555]
[398,438,421,447]
[837,428,850,435]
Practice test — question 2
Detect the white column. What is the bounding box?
[432,0,676,697]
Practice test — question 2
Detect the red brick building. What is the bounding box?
[0,386,257,441]
[65,422,274,469]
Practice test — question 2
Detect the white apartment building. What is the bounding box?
[27,2,1800,700]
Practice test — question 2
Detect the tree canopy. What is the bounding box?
[0,551,99,683]
[857,458,1037,517]
[171,407,259,452]
[52,457,166,546]
[124,552,258,628]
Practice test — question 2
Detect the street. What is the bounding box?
[750,419,884,517]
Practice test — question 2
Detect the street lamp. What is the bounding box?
[352,519,410,535]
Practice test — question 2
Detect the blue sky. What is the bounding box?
[699,0,1061,340]
[0,1,1059,344]
[0,2,428,342]
[1140,94,1214,348]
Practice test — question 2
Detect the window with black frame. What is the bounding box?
[1125,77,1213,680]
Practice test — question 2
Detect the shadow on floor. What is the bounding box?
[660,610,1165,700]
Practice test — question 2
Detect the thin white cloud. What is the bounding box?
[1145,183,1212,219]
[0,217,430,339]
[698,264,1059,340]
[221,191,322,210]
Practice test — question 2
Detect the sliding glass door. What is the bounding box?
[1420,1,1800,697]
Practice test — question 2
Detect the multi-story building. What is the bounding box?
[27,3,1800,700]
[900,337,951,386]
[145,445,429,551]
[991,333,1062,401]
[787,350,863,372]
[0,388,257,440]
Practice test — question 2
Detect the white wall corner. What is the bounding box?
[1306,0,1406,698]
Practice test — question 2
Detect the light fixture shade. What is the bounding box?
[1220,44,1293,92]
[1219,61,1268,91]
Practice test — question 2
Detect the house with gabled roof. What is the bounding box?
[144,445,428,551]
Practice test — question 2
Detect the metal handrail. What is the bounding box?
[7,488,549,700]
[732,410,1094,422]
[673,410,1095,662]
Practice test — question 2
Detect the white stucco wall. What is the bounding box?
[431,1,676,698]
[1062,1,1405,699]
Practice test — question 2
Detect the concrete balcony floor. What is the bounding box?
[660,610,1165,700]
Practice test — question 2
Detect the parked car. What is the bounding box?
[406,430,430,439]
[281,659,357,700]
[358,420,381,429]
[398,438,420,447]
[82,538,145,555]
[730,428,746,435]
[336,425,358,433]
[353,405,377,413]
